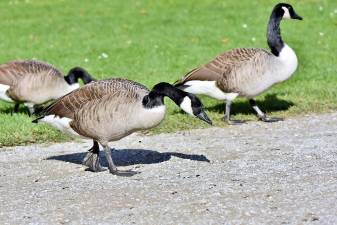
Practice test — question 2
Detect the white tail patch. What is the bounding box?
[40,115,85,138]
[0,84,14,102]
[184,80,239,101]
[179,96,194,116]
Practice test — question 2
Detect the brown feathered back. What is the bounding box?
[0,60,72,103]
[0,60,63,86]
[41,78,149,119]
[175,48,273,94]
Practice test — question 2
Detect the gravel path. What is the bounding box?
[0,113,337,225]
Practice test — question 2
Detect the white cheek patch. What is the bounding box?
[282,6,291,19]
[179,96,194,116]
[0,84,14,102]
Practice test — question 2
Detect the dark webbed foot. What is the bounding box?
[222,100,246,125]
[249,99,283,123]
[83,141,106,172]
[259,116,284,123]
[222,115,246,125]
[113,170,140,177]
[83,151,106,172]
[222,117,246,125]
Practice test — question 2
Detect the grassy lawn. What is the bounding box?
[0,0,336,147]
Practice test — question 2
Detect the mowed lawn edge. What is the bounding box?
[0,0,336,147]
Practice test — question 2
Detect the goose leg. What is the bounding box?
[223,100,244,125]
[83,140,105,172]
[10,103,20,116]
[249,99,283,122]
[14,103,20,113]
[103,145,118,174]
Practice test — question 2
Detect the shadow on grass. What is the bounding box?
[0,103,46,115]
[174,94,294,115]
[46,148,210,167]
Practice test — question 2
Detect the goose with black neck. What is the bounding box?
[175,3,302,124]
[33,78,212,174]
[0,60,95,115]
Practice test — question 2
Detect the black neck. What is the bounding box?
[267,11,284,56]
[64,67,94,85]
[142,82,186,108]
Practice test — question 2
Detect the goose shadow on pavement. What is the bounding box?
[46,148,210,168]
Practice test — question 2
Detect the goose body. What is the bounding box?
[34,78,211,174]
[38,79,167,142]
[175,3,302,123]
[0,60,94,114]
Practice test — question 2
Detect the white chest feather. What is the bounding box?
[0,84,14,102]
[137,105,166,129]
[67,83,80,93]
[276,44,298,82]
[243,44,298,97]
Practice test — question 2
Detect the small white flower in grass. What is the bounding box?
[242,24,248,29]
[84,58,89,62]
[101,53,108,58]
[319,32,324,36]
[251,37,256,42]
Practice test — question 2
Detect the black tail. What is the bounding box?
[32,117,43,123]
[174,83,190,90]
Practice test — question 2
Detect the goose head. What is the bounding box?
[273,3,303,20]
[179,93,212,125]
[148,82,212,125]
[64,67,95,85]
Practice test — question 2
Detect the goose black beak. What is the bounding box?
[196,110,212,125]
[292,13,303,20]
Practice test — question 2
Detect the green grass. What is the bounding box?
[0,0,336,146]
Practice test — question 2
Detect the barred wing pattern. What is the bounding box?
[41,78,149,119]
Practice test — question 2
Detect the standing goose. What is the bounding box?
[33,78,212,174]
[174,3,302,124]
[0,60,94,114]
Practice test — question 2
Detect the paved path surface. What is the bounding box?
[1,113,337,225]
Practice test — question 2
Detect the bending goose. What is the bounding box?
[175,3,302,124]
[33,78,212,174]
[0,60,94,114]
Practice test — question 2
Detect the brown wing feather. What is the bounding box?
[175,48,270,85]
[0,60,63,86]
[40,78,149,119]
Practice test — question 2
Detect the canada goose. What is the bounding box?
[174,3,302,124]
[33,78,212,174]
[0,60,94,114]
